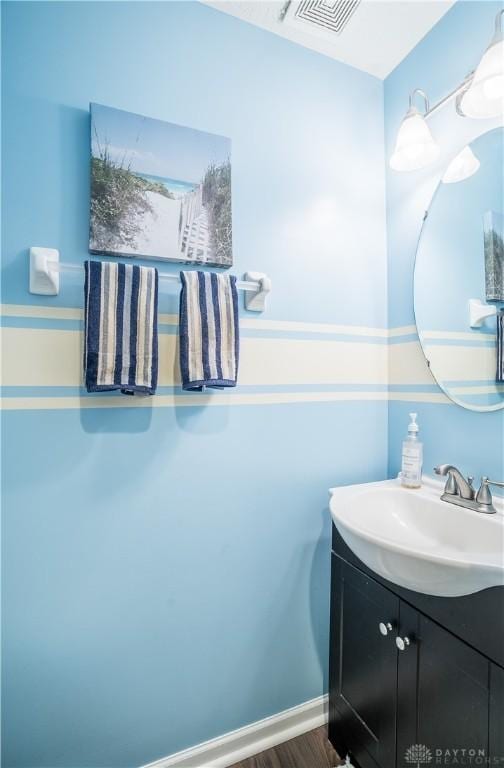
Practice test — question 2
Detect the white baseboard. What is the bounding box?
[141,694,329,768]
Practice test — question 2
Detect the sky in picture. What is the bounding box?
[91,103,231,184]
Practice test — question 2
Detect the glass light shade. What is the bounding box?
[442,146,480,184]
[459,35,504,118]
[390,107,440,171]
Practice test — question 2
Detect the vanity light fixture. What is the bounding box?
[458,10,504,119]
[391,11,504,173]
[441,145,480,184]
[390,89,440,172]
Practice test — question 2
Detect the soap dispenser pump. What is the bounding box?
[401,412,423,489]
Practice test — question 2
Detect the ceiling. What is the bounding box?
[203,0,456,79]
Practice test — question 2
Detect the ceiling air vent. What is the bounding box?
[281,0,361,38]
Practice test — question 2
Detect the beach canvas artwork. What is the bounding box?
[89,103,232,266]
[484,210,504,302]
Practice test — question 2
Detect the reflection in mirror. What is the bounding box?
[414,128,504,411]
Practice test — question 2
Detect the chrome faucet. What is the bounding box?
[434,465,504,514]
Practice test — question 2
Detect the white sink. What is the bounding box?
[329,477,504,597]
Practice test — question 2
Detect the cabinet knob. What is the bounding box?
[379,622,393,636]
[396,636,411,651]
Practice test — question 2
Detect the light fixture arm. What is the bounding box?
[409,10,504,122]
[409,88,430,114]
[494,9,503,37]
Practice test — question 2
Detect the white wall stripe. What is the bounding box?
[424,344,497,383]
[241,337,388,385]
[158,312,179,326]
[421,330,496,343]
[2,308,501,410]
[2,328,390,387]
[0,304,415,338]
[1,391,454,410]
[449,384,504,395]
[238,319,410,337]
[387,324,417,338]
[0,304,84,320]
[1,328,83,386]
[388,391,450,404]
[3,327,500,391]
[389,341,433,386]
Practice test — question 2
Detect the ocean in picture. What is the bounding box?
[89,103,232,266]
[133,173,197,199]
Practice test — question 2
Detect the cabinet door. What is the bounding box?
[397,603,490,768]
[490,664,504,762]
[329,556,399,768]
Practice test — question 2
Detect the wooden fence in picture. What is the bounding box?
[179,185,211,262]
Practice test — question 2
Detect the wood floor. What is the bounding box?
[228,726,343,768]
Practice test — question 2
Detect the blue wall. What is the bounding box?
[1,3,388,767]
[384,0,504,479]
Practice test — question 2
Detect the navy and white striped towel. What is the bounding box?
[497,311,504,383]
[179,271,239,391]
[84,260,158,394]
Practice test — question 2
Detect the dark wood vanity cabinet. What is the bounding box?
[329,557,399,768]
[329,544,504,768]
[397,602,490,762]
[490,664,504,760]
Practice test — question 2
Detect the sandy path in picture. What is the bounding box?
[119,191,187,260]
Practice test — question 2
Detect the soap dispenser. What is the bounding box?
[401,413,423,489]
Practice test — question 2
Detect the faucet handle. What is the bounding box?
[476,477,492,506]
[486,478,504,488]
[476,477,504,506]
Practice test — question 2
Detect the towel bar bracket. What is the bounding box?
[244,271,271,312]
[29,247,60,295]
[28,248,271,312]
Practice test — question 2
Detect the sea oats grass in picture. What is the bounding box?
[89,103,232,267]
[484,210,504,302]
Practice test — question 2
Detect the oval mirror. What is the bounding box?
[414,127,504,411]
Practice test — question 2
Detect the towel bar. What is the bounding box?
[28,247,271,312]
